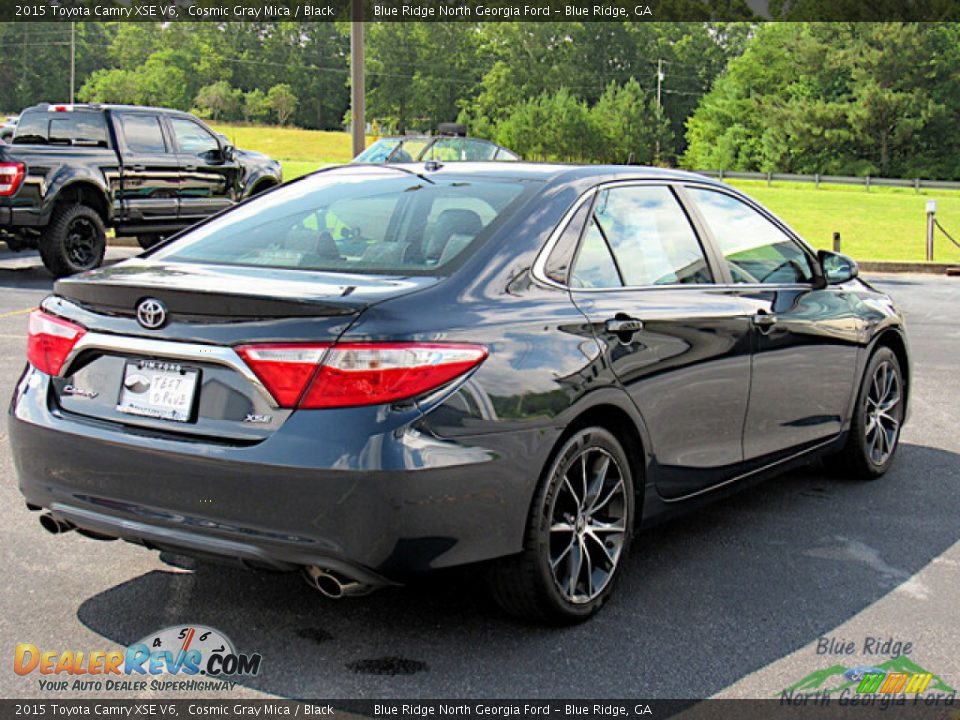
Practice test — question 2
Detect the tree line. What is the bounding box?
[1,22,958,179]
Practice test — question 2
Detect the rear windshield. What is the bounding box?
[152,168,534,275]
[13,111,109,147]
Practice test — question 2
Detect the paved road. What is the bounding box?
[0,260,957,700]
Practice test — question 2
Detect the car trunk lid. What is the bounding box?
[45,260,436,442]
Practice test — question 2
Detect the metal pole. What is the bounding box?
[926,200,937,262]
[350,0,365,158]
[833,232,841,253]
[654,58,663,162]
[69,22,75,104]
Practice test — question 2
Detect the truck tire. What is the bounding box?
[39,204,107,277]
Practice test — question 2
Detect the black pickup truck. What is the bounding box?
[0,103,283,276]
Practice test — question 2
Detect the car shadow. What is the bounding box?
[75,442,960,699]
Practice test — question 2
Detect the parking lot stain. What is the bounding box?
[296,627,334,644]
[346,656,429,675]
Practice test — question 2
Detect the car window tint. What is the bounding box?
[544,200,591,285]
[427,139,499,162]
[47,114,108,147]
[118,115,167,154]
[11,113,47,144]
[688,188,814,284]
[570,218,623,289]
[170,118,220,160]
[588,186,712,286]
[153,171,532,275]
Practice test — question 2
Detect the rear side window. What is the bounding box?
[688,188,814,284]
[13,111,108,147]
[570,185,712,288]
[153,170,533,275]
[118,114,167,154]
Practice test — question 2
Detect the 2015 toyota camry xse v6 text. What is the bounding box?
[10,163,910,623]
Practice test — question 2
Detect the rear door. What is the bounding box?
[560,182,754,499]
[168,116,238,221]
[684,185,861,460]
[113,111,180,224]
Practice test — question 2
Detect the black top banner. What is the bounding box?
[3,0,960,22]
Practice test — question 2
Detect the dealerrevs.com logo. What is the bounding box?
[14,625,262,693]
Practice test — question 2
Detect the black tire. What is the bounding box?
[38,204,106,278]
[136,234,164,250]
[832,346,905,480]
[487,427,635,624]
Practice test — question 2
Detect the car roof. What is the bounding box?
[382,161,724,187]
[22,103,196,119]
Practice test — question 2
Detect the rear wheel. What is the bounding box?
[39,204,106,277]
[833,346,904,479]
[487,427,634,624]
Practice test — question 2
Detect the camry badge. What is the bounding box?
[136,298,167,329]
[62,384,99,399]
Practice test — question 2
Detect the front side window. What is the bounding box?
[569,185,712,288]
[152,169,532,275]
[118,114,166,154]
[688,188,814,285]
[170,118,220,161]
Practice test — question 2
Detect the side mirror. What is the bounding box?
[817,250,858,285]
[221,144,235,162]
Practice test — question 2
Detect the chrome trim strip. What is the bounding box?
[61,333,278,409]
[660,437,837,504]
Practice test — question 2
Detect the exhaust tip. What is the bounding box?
[315,573,345,599]
[39,513,75,535]
[302,566,374,599]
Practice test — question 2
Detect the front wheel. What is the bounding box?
[832,346,905,479]
[38,204,107,277]
[487,427,635,624]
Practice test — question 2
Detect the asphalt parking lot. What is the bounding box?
[1,250,957,701]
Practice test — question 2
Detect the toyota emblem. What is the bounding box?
[136,298,167,329]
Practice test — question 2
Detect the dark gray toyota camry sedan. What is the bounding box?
[11,163,909,623]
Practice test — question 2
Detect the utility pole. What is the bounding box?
[350,0,365,158]
[69,22,76,104]
[655,58,664,163]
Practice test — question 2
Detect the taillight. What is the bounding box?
[0,162,24,197]
[235,344,328,407]
[27,310,86,376]
[236,342,488,409]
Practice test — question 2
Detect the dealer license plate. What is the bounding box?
[116,360,199,423]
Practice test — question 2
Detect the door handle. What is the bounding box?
[752,312,778,328]
[130,164,146,172]
[605,317,644,335]
[183,164,197,172]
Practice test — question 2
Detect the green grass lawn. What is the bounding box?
[729,180,960,264]
[208,122,960,263]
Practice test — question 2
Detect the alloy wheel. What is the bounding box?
[548,446,627,604]
[65,217,98,268]
[865,359,902,466]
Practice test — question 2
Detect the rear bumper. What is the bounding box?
[11,368,547,583]
[0,205,44,228]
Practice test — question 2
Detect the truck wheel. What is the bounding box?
[39,204,107,277]
[137,235,164,250]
